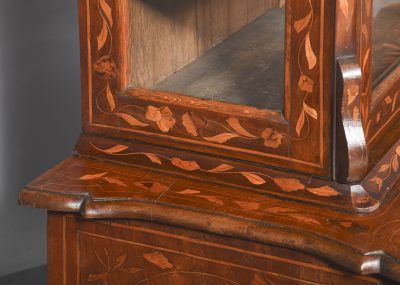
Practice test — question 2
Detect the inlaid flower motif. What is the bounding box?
[298,75,315,93]
[261,128,283,148]
[145,106,176,133]
[93,55,117,80]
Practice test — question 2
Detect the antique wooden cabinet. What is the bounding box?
[19,0,400,284]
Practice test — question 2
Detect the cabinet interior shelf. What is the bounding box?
[151,8,285,110]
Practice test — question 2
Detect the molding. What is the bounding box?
[73,133,400,212]
[19,156,400,282]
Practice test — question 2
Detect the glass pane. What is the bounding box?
[130,0,286,110]
[372,0,400,86]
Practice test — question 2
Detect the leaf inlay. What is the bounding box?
[273,178,305,192]
[226,118,256,138]
[240,172,267,185]
[116,113,149,127]
[294,12,312,33]
[80,172,108,180]
[305,33,317,70]
[143,252,173,269]
[97,21,108,51]
[307,186,341,197]
[203,133,240,143]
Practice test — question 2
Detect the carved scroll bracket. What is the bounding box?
[336,58,368,183]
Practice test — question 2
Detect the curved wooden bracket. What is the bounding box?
[336,58,368,183]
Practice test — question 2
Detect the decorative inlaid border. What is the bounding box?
[365,72,400,144]
[360,0,372,129]
[80,233,311,285]
[80,0,333,175]
[74,134,391,211]
[368,145,400,192]
[91,0,316,146]
[88,140,340,197]
[359,0,400,145]
[23,161,400,282]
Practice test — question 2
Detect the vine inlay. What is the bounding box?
[91,0,323,153]
[89,141,341,198]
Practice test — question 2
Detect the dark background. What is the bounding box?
[0,0,81,282]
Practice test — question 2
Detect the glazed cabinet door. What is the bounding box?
[361,0,400,167]
[335,0,400,182]
[77,0,335,177]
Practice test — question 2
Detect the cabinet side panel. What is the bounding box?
[47,213,65,285]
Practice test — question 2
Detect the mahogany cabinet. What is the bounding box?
[20,0,400,284]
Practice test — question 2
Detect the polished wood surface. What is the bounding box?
[82,0,335,177]
[154,7,285,110]
[335,59,368,183]
[19,0,400,283]
[47,213,398,285]
[72,133,400,212]
[129,0,280,89]
[20,155,400,282]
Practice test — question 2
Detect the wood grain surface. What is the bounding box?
[19,153,400,282]
[80,0,334,177]
[46,212,398,285]
[19,1,400,284]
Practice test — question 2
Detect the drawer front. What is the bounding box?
[48,213,390,285]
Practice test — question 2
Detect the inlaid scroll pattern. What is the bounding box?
[74,170,170,195]
[174,189,350,228]
[93,0,286,149]
[86,248,274,285]
[369,145,400,191]
[91,0,322,154]
[360,0,372,129]
[49,165,347,227]
[366,89,400,140]
[79,171,127,187]
[87,249,143,283]
[89,142,341,198]
[361,0,400,141]
[294,0,319,137]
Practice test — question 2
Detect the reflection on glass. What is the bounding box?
[131,0,286,110]
[372,0,400,86]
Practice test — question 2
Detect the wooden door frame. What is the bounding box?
[78,0,335,177]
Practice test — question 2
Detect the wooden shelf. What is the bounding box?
[153,7,285,110]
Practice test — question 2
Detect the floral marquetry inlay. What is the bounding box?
[85,246,278,285]
[89,141,341,198]
[369,145,400,191]
[87,249,143,283]
[293,0,319,137]
[360,0,372,128]
[359,0,399,144]
[92,0,288,149]
[84,0,331,173]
